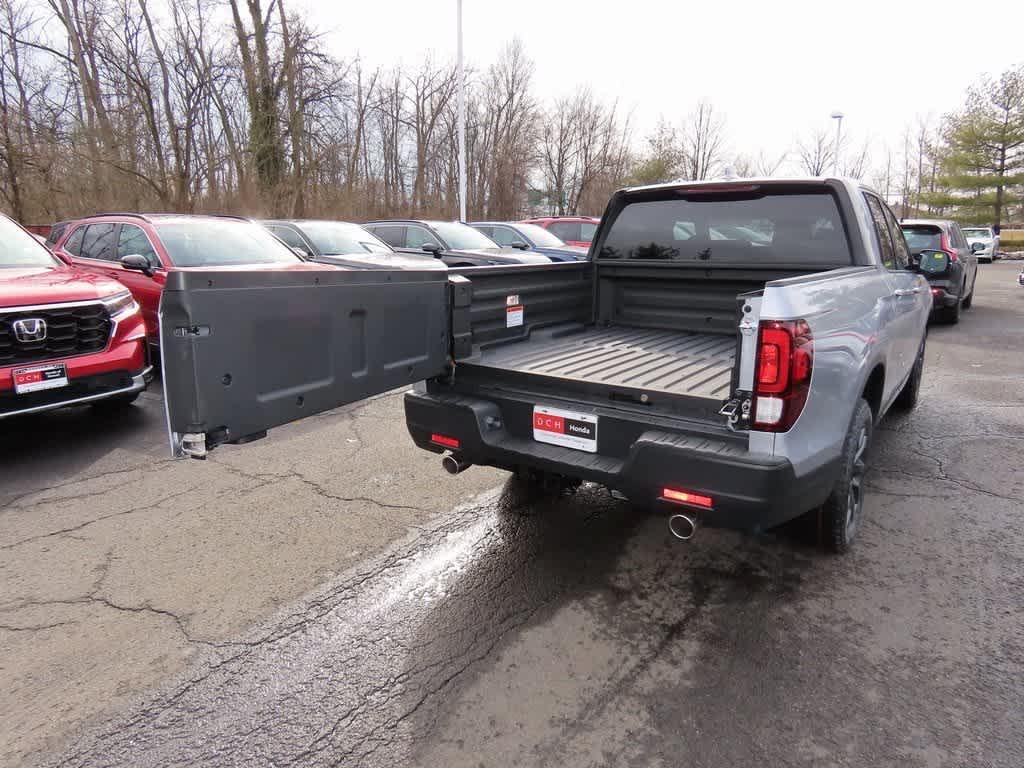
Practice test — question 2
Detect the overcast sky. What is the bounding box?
[299,0,1023,175]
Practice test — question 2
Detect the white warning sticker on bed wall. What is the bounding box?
[506,305,524,327]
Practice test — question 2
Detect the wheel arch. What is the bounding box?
[861,363,885,422]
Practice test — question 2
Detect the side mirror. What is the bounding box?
[510,240,529,250]
[970,241,984,254]
[291,246,309,258]
[917,249,950,275]
[421,243,443,257]
[121,253,155,277]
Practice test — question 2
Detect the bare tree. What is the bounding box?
[680,101,725,180]
[796,130,835,175]
[871,148,895,203]
[403,58,456,214]
[478,40,537,219]
[754,150,787,177]
[539,88,631,215]
[899,126,915,216]
[841,139,871,179]
[229,0,283,202]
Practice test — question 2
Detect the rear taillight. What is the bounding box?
[940,233,958,262]
[753,319,813,432]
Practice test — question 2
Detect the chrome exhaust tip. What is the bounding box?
[442,455,472,475]
[668,513,698,541]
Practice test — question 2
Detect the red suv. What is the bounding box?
[1,214,151,417]
[53,214,338,349]
[518,216,600,249]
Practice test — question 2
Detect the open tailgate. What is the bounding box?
[159,268,451,457]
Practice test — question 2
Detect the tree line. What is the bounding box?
[0,0,1021,229]
[0,0,637,223]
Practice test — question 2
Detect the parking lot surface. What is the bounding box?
[2,263,1022,767]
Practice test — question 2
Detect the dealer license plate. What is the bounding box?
[13,363,69,394]
[532,405,598,453]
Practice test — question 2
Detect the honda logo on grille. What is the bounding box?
[12,317,47,343]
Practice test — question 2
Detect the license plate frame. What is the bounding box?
[13,363,69,394]
[532,405,598,453]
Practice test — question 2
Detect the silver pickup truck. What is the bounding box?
[159,178,931,553]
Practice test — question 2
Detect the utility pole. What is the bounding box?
[456,0,467,222]
[831,111,844,176]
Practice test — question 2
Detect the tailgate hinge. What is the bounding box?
[176,432,208,460]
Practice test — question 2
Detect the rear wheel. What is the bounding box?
[962,275,976,309]
[819,399,873,554]
[941,289,962,324]
[893,336,925,411]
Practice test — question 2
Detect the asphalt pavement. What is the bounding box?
[2,262,1022,767]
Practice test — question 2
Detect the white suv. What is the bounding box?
[962,227,1000,262]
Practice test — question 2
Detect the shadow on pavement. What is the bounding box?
[0,381,164,503]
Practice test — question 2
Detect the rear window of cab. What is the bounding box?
[900,225,943,252]
[598,191,851,265]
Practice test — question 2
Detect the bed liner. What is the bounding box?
[469,326,736,401]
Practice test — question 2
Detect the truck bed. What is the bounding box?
[470,326,736,400]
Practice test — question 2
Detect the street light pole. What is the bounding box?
[456,0,467,222]
[830,111,844,176]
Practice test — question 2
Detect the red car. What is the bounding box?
[53,213,338,349]
[518,216,600,249]
[1,214,151,417]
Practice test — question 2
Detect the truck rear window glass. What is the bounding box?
[598,191,851,264]
[900,225,943,253]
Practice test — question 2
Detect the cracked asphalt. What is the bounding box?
[3,263,1022,767]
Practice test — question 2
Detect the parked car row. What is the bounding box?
[1,211,602,419]
[363,220,552,266]
[39,213,602,345]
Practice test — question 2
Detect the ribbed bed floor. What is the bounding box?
[474,326,736,399]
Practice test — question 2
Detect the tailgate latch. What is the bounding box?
[719,393,752,431]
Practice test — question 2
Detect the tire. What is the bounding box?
[962,275,975,309]
[92,391,140,411]
[941,291,962,324]
[893,336,925,411]
[819,399,873,554]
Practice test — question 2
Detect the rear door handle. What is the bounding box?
[893,287,922,296]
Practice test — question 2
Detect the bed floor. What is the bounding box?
[472,326,736,400]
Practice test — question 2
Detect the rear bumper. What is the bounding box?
[924,274,963,309]
[405,390,839,531]
[928,286,959,309]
